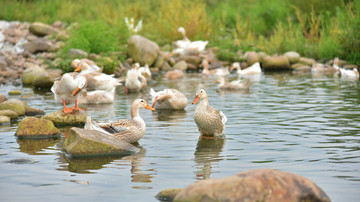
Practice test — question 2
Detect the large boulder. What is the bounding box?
[21,66,46,85]
[29,22,59,37]
[262,55,291,71]
[127,35,160,66]
[42,110,87,127]
[0,99,25,116]
[63,127,140,157]
[15,117,60,139]
[32,71,60,88]
[245,51,260,66]
[174,169,330,202]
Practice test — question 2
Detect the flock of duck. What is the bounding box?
[50,27,359,145]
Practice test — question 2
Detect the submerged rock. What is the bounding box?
[41,110,87,127]
[15,117,60,139]
[127,35,160,66]
[25,106,45,116]
[174,169,330,202]
[0,99,25,116]
[8,90,21,95]
[0,109,19,119]
[63,127,140,157]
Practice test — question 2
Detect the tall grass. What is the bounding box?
[0,0,358,65]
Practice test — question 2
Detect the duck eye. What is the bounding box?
[140,100,144,102]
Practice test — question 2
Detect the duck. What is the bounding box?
[51,72,87,113]
[215,77,250,90]
[150,88,187,110]
[72,58,102,73]
[202,59,230,76]
[84,99,155,143]
[192,89,227,137]
[125,17,142,34]
[124,67,148,94]
[173,27,191,49]
[230,62,262,75]
[138,63,152,78]
[165,69,184,80]
[340,68,359,80]
[170,40,209,57]
[311,61,339,75]
[78,88,115,104]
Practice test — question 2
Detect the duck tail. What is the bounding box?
[149,88,157,99]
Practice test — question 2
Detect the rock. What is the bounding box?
[174,169,330,202]
[0,115,10,125]
[153,54,165,68]
[0,94,7,104]
[29,22,59,37]
[299,57,315,66]
[23,38,51,53]
[257,52,268,62]
[169,57,176,66]
[0,99,25,115]
[21,66,45,85]
[245,51,260,66]
[25,106,45,116]
[173,61,188,71]
[32,71,56,88]
[160,61,171,71]
[262,55,290,71]
[155,188,183,201]
[8,90,21,95]
[15,117,60,139]
[127,35,160,66]
[178,56,202,66]
[284,51,300,64]
[42,110,87,127]
[0,109,19,119]
[291,63,311,73]
[68,48,88,59]
[63,127,140,157]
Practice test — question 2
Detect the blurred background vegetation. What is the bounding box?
[0,0,359,64]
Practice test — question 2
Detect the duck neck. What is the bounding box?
[198,97,209,109]
[131,105,140,121]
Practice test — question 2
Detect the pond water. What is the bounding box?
[0,72,359,201]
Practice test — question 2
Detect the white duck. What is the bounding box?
[51,72,87,113]
[171,40,208,57]
[215,77,250,90]
[124,66,148,94]
[125,17,142,34]
[78,88,115,104]
[85,99,154,143]
[173,27,191,49]
[150,88,187,110]
[340,68,359,80]
[192,89,227,137]
[72,58,102,73]
[202,59,230,76]
[231,62,262,75]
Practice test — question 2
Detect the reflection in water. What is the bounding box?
[194,137,225,180]
[152,110,187,122]
[17,138,59,155]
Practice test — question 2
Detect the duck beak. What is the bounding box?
[214,80,219,84]
[145,104,155,111]
[72,87,81,96]
[192,96,200,104]
[151,96,158,108]
[74,66,81,72]
[170,52,174,57]
[146,72,151,77]
[230,65,235,71]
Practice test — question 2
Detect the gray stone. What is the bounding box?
[23,39,51,54]
[63,127,140,157]
[178,56,202,66]
[173,61,188,71]
[153,54,165,68]
[68,48,88,59]
[245,51,260,66]
[299,57,315,66]
[174,169,330,202]
[284,51,300,64]
[15,117,60,139]
[25,106,45,116]
[32,71,56,88]
[29,22,59,37]
[21,66,46,85]
[127,35,159,66]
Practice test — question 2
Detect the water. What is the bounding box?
[0,72,359,201]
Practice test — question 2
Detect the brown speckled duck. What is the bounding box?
[192,89,227,137]
[85,99,155,143]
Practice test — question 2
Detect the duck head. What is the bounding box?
[134,99,155,111]
[192,89,207,104]
[72,77,87,96]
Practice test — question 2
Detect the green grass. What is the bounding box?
[0,0,358,68]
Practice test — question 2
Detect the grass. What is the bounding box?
[0,0,358,71]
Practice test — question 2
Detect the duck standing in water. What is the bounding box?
[85,99,155,143]
[51,72,87,113]
[192,89,227,137]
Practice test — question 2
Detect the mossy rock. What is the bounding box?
[155,188,183,201]
[29,22,59,37]
[0,99,25,116]
[15,117,60,139]
[8,90,22,95]
[298,57,315,66]
[25,106,45,116]
[21,66,45,86]
[262,55,290,71]
[0,109,19,119]
[63,127,140,157]
[284,51,300,64]
[245,51,260,66]
[32,72,56,88]
[42,110,87,127]
[0,94,7,104]
[0,115,10,125]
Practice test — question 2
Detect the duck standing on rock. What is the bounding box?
[150,88,187,110]
[51,72,87,113]
[192,89,227,137]
[85,99,155,143]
